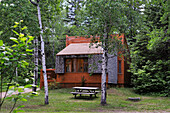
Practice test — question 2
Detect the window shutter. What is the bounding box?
[88,54,102,73]
[55,56,64,73]
[107,54,118,84]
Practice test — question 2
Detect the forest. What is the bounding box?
[0,0,169,112]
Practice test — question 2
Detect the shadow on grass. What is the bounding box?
[70,95,99,101]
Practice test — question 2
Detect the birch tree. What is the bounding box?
[77,0,137,105]
[32,37,38,92]
[30,0,49,104]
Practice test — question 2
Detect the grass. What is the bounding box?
[1,88,170,113]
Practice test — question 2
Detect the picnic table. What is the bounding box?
[70,87,100,98]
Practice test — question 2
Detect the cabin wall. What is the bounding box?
[55,54,118,84]
[56,54,103,74]
[117,56,125,85]
[40,69,108,88]
[40,34,131,89]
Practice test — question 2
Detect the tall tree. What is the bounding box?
[0,0,62,68]
[0,0,39,44]
[65,0,83,26]
[130,1,169,96]
[30,0,49,104]
[78,0,134,105]
[32,37,38,92]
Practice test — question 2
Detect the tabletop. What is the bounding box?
[73,87,99,90]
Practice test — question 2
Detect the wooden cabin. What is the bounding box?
[40,34,130,89]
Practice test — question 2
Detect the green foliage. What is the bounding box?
[132,60,170,96]
[0,0,64,69]
[81,76,86,87]
[130,1,169,96]
[0,21,36,112]
[0,40,3,46]
[39,1,66,68]
[0,0,39,44]
[48,79,61,90]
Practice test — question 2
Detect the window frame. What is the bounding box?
[118,60,122,74]
[65,58,88,73]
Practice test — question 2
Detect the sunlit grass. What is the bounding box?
[1,88,170,113]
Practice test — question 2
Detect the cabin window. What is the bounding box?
[66,59,72,72]
[118,60,122,74]
[83,59,88,72]
[65,58,88,72]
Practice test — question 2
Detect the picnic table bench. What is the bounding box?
[70,87,100,98]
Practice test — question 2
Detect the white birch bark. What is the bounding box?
[101,29,107,105]
[30,0,49,104]
[33,37,38,92]
[16,67,18,77]
[37,3,49,104]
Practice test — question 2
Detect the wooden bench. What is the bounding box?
[70,92,96,98]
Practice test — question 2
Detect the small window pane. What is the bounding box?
[83,58,88,72]
[72,59,76,72]
[84,58,88,63]
[84,63,88,72]
[66,59,72,72]
[78,59,83,72]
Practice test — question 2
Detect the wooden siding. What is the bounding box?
[40,69,108,88]
[40,34,131,89]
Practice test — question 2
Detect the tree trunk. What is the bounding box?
[16,67,18,77]
[101,29,108,105]
[37,3,49,105]
[52,41,55,68]
[33,37,38,92]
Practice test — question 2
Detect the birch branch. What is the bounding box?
[29,0,38,6]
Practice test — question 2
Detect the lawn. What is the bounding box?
[1,88,170,113]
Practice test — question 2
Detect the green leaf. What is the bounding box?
[12,30,19,35]
[10,37,18,43]
[9,86,14,89]
[24,84,32,88]
[5,97,13,100]
[27,36,34,43]
[3,57,9,61]
[18,88,24,93]
[26,49,33,52]
[0,40,3,46]
[20,98,27,102]
[17,105,25,109]
[15,110,25,113]
[20,37,27,42]
[21,60,29,66]
[12,44,17,47]
[21,26,27,30]
[0,31,3,35]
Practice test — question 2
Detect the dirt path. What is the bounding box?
[0,87,40,98]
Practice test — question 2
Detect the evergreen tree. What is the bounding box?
[130,1,169,96]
